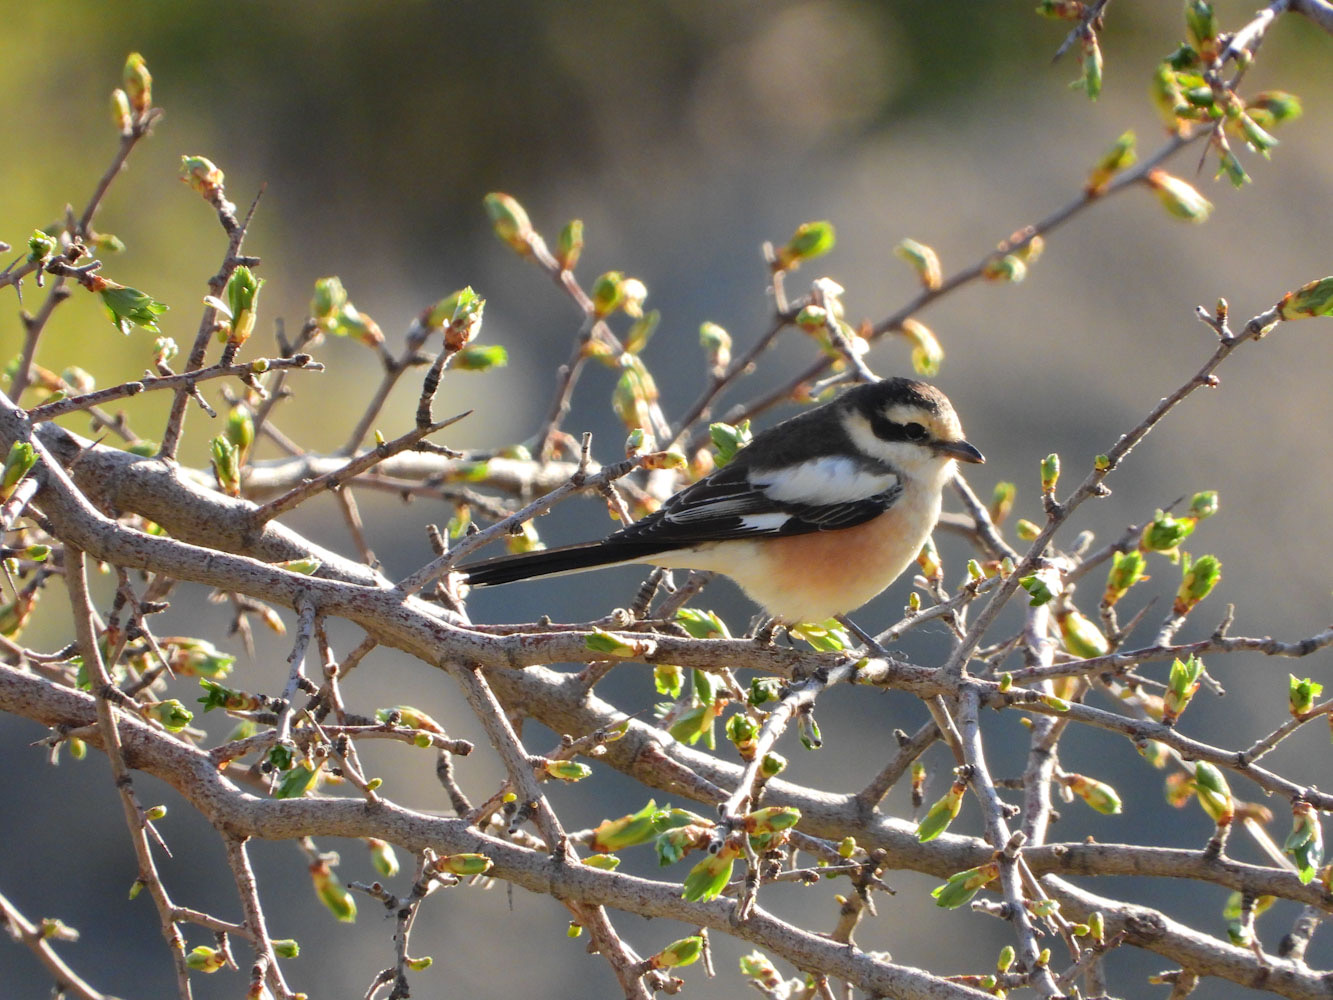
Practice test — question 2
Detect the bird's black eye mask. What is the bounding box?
[865,405,929,445]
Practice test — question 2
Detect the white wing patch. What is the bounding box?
[736,513,792,532]
[751,457,898,505]
[666,497,754,522]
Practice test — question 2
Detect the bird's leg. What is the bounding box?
[836,614,893,658]
[751,615,781,645]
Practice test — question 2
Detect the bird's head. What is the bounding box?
[840,378,984,480]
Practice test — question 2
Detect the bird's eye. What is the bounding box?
[903,421,928,441]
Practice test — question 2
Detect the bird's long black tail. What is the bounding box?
[459,540,672,587]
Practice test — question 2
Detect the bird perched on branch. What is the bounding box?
[459,378,983,625]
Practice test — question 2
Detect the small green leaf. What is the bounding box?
[98,282,168,335]
[681,853,734,902]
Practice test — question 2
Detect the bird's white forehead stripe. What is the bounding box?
[751,457,898,504]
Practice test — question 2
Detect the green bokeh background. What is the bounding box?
[3,3,1333,997]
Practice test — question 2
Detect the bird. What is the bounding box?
[458,378,983,625]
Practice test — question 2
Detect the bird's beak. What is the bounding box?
[938,439,985,464]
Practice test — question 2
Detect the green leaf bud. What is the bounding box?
[556,219,584,271]
[310,276,347,322]
[147,699,193,732]
[367,838,399,878]
[91,232,124,255]
[917,776,966,842]
[797,712,822,750]
[483,192,533,255]
[585,629,640,656]
[1058,609,1109,659]
[739,951,781,985]
[930,861,1000,908]
[1104,549,1147,606]
[180,156,225,201]
[1015,517,1041,541]
[438,853,493,876]
[97,280,168,335]
[1151,64,1189,136]
[681,851,735,902]
[272,939,301,959]
[582,853,621,871]
[1285,801,1323,884]
[1146,170,1213,223]
[981,253,1027,283]
[788,619,850,651]
[123,53,152,113]
[1140,510,1195,558]
[224,265,263,347]
[708,419,752,467]
[1246,91,1302,128]
[1019,566,1062,607]
[1189,490,1219,519]
[916,536,943,581]
[1238,113,1278,156]
[1174,553,1222,614]
[225,405,254,460]
[275,760,322,799]
[1086,130,1136,194]
[794,304,828,332]
[759,752,787,778]
[453,344,508,371]
[988,481,1016,525]
[110,88,132,131]
[1,442,37,500]
[1185,1,1218,57]
[1040,453,1060,494]
[1163,654,1205,725]
[894,238,942,290]
[210,437,241,497]
[186,945,226,973]
[27,229,56,264]
[423,286,485,352]
[725,712,759,753]
[745,806,801,834]
[1289,675,1323,717]
[590,271,625,318]
[1063,773,1123,814]
[591,800,659,853]
[653,935,705,968]
[775,220,835,271]
[624,308,659,354]
[374,705,447,734]
[654,663,684,698]
[1073,33,1103,101]
[1277,276,1333,321]
[544,759,594,782]
[310,860,356,921]
[1193,761,1234,826]
[698,321,732,375]
[900,317,943,376]
[748,677,782,706]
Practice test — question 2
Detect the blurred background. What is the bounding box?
[3,2,1333,997]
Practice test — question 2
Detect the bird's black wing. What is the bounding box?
[462,452,903,587]
[615,455,903,547]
